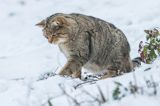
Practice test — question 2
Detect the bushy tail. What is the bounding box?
[132,57,143,69]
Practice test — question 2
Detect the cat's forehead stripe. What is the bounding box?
[46,13,64,24]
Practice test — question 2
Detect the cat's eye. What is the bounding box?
[51,24,62,30]
[55,26,60,30]
[51,23,63,30]
[56,33,61,35]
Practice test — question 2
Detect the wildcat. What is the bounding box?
[36,13,141,79]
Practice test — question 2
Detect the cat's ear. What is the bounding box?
[35,20,45,28]
[53,16,70,27]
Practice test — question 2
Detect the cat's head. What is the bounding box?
[36,14,75,44]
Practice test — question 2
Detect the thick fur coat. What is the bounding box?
[36,13,138,79]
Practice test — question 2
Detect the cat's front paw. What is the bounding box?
[59,68,81,79]
[71,71,81,79]
[59,68,72,77]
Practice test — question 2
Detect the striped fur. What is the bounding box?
[37,13,141,79]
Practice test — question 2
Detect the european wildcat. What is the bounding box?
[36,13,140,79]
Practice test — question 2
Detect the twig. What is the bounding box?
[144,67,151,71]
[82,89,101,103]
[74,79,98,89]
[97,85,107,103]
[59,84,80,106]
[150,75,158,95]
[37,67,59,81]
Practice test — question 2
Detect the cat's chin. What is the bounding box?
[50,38,67,45]
[51,41,58,45]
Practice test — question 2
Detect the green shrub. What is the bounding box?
[139,28,160,64]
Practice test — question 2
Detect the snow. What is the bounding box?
[0,0,160,106]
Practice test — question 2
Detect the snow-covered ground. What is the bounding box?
[0,0,160,106]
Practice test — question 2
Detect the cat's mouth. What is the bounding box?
[47,35,68,44]
[47,35,58,44]
[48,35,54,43]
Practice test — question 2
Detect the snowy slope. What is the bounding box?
[0,0,160,106]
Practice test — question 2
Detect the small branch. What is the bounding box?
[37,67,59,81]
[82,89,101,103]
[74,79,98,89]
[150,75,158,95]
[144,67,152,71]
[59,84,80,106]
[97,85,107,103]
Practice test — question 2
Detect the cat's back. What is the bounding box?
[68,13,131,73]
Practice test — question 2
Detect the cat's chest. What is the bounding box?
[58,43,70,58]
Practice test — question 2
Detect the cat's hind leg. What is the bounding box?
[99,70,118,80]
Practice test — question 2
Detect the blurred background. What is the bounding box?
[0,0,160,106]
